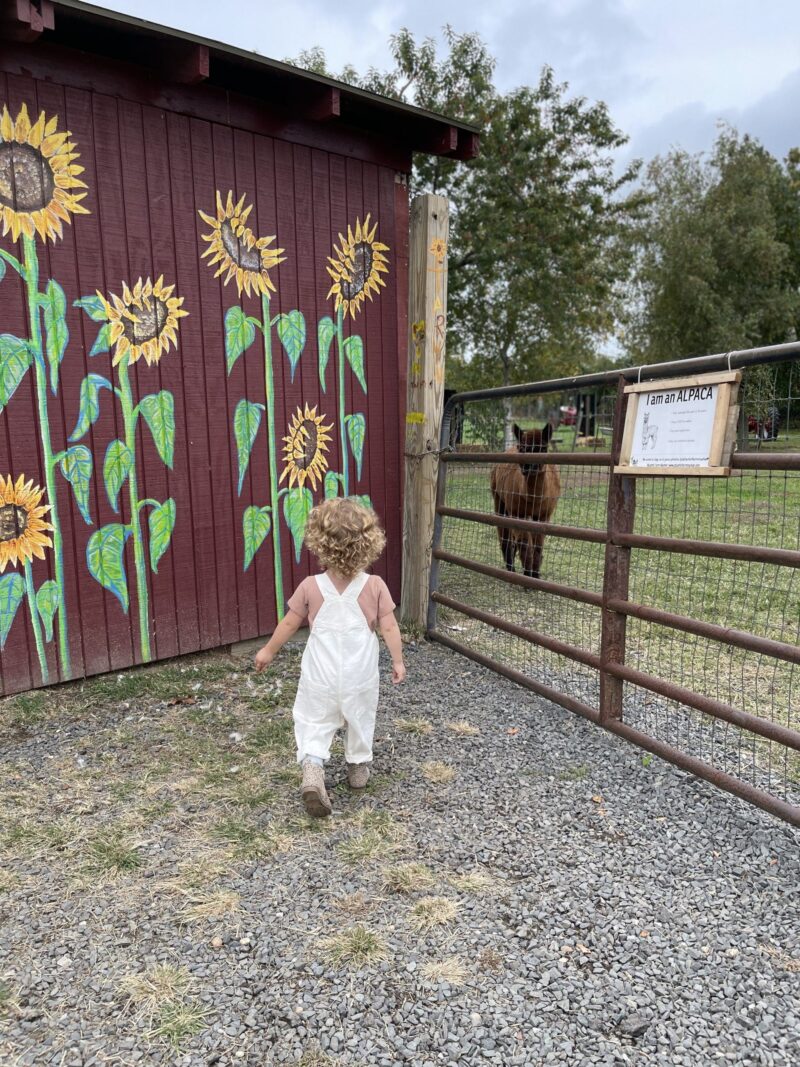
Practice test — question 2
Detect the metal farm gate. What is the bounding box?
[429,344,800,826]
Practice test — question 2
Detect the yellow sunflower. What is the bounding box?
[326,213,390,319]
[0,475,53,573]
[198,191,285,297]
[100,276,188,367]
[280,404,334,491]
[429,237,447,263]
[0,102,89,242]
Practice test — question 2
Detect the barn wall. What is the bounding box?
[0,64,408,695]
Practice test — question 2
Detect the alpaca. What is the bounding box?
[490,422,561,579]
[641,411,658,450]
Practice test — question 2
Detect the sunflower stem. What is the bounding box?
[23,561,49,684]
[23,234,70,678]
[261,293,285,620]
[118,356,152,662]
[335,306,349,496]
[0,246,24,277]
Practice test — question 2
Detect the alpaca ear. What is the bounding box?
[513,423,522,441]
[541,421,554,445]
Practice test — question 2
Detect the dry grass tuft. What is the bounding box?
[410,896,459,931]
[179,889,240,924]
[298,1042,339,1066]
[422,761,455,784]
[476,947,504,973]
[448,869,497,894]
[382,862,436,894]
[395,717,433,735]
[420,956,469,985]
[337,811,406,864]
[119,964,211,1048]
[320,926,389,968]
[445,720,479,736]
[331,891,375,917]
[762,944,800,973]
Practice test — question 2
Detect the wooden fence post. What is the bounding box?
[400,194,449,629]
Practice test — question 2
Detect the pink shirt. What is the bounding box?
[287,572,397,631]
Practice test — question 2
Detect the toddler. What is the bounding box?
[254,498,406,817]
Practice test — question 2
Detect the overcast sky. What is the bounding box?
[104,0,800,169]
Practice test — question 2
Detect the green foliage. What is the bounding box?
[277,310,306,380]
[225,306,258,373]
[0,573,25,648]
[59,445,93,525]
[89,322,112,357]
[343,334,366,392]
[69,373,112,441]
[74,294,108,322]
[283,487,313,562]
[243,505,271,571]
[626,128,800,362]
[40,279,69,392]
[35,581,60,643]
[233,399,264,494]
[0,335,32,411]
[103,440,133,512]
[318,315,335,390]
[290,30,641,388]
[345,413,366,478]
[87,524,131,611]
[139,391,175,468]
[148,499,176,573]
[324,470,343,499]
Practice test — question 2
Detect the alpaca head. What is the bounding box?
[513,421,554,476]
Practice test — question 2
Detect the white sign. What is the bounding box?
[629,381,717,468]
[616,371,741,477]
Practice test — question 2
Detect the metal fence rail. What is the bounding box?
[428,343,800,826]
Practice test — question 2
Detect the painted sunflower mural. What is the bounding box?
[0,102,92,679]
[72,276,188,661]
[318,213,390,500]
[0,475,55,682]
[199,189,326,616]
[281,405,334,492]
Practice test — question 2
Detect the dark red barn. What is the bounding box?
[0,0,477,694]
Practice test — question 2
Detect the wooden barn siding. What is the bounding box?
[0,67,407,696]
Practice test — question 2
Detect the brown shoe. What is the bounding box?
[347,762,371,790]
[301,761,332,818]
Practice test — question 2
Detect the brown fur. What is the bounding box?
[490,422,561,579]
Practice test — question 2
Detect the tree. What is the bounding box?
[626,128,800,363]
[290,30,643,389]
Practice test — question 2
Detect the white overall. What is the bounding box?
[293,571,380,765]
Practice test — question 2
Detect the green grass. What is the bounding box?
[86,829,143,873]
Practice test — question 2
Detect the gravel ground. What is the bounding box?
[1,638,798,1066]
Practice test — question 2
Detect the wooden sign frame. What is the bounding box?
[615,370,742,476]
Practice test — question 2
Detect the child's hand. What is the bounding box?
[392,660,406,685]
[254,646,274,673]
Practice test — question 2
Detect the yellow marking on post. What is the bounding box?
[406,411,425,424]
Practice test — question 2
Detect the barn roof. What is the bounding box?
[1,0,480,162]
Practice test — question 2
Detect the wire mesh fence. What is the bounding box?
[429,351,800,825]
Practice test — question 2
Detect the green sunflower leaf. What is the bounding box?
[89,322,112,357]
[41,279,69,394]
[318,315,335,392]
[86,524,131,612]
[343,334,367,393]
[345,412,366,479]
[283,486,313,563]
[324,470,343,499]
[0,573,25,649]
[0,258,5,284]
[277,310,306,381]
[233,399,264,496]
[139,391,175,469]
[35,580,60,643]
[73,295,108,322]
[0,334,32,412]
[69,373,113,442]
[243,505,272,571]
[354,494,373,509]
[59,445,93,525]
[148,498,176,574]
[103,439,133,513]
[225,306,257,374]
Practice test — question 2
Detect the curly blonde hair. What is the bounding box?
[304,498,386,578]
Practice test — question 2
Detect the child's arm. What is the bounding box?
[254,610,304,672]
[378,613,406,684]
